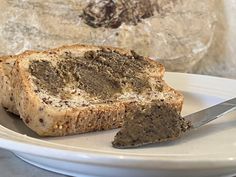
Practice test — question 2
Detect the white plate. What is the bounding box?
[0,72,236,177]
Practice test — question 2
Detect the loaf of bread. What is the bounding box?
[10,44,185,137]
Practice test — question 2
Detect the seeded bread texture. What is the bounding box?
[0,55,19,114]
[1,56,20,115]
[0,57,6,105]
[0,51,34,115]
[11,44,183,136]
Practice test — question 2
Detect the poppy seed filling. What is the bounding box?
[112,102,192,148]
[29,49,153,100]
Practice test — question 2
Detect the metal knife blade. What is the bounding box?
[184,97,236,128]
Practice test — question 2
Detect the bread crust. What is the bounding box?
[11,44,182,136]
[0,57,7,106]
[0,51,34,115]
[0,55,19,114]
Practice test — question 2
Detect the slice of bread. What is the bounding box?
[0,51,33,115]
[12,44,182,136]
[0,57,7,105]
[0,55,20,115]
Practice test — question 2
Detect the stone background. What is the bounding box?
[193,0,236,79]
[0,0,235,79]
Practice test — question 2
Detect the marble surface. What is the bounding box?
[0,148,68,177]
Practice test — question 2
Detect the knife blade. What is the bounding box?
[184,97,236,128]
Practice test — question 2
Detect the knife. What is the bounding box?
[184,97,236,128]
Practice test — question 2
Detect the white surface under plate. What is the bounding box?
[0,72,236,177]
